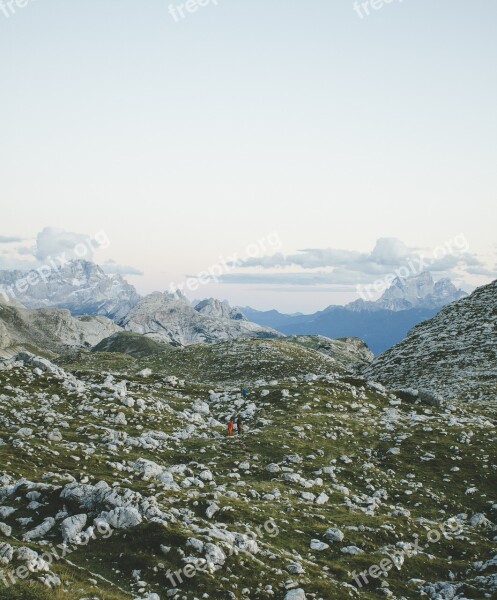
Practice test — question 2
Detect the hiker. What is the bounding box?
[242,387,247,398]
[227,417,234,437]
[236,417,243,435]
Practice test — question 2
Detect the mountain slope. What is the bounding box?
[242,307,310,330]
[0,260,140,322]
[285,335,374,369]
[122,291,282,346]
[362,279,497,402]
[0,342,495,600]
[269,306,439,355]
[0,299,122,357]
[92,331,166,358]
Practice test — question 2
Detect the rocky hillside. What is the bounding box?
[0,260,141,322]
[285,335,374,369]
[0,342,495,600]
[363,280,497,402]
[122,291,282,346]
[92,332,166,359]
[0,299,122,357]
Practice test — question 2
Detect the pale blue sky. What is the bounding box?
[1,0,496,310]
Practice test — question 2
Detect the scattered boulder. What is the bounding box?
[61,514,87,542]
[105,507,142,530]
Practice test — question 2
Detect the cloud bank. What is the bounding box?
[221,236,495,288]
[0,227,142,278]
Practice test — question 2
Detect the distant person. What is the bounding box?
[242,388,247,398]
[236,417,243,436]
[227,418,234,437]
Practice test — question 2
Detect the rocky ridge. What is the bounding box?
[0,298,122,358]
[362,279,497,402]
[122,291,281,346]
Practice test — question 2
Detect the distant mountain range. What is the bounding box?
[0,261,468,354]
[244,272,467,354]
[0,260,280,350]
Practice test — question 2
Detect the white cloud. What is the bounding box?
[0,236,23,244]
[370,237,410,264]
[241,237,412,271]
[101,260,144,276]
[0,227,112,273]
[35,227,94,262]
[220,270,375,285]
[229,237,490,288]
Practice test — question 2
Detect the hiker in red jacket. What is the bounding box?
[227,418,234,437]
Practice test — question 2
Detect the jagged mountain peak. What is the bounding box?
[122,292,281,346]
[348,271,466,312]
[0,259,141,322]
[164,289,191,304]
[194,298,247,321]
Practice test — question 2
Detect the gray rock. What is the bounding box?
[61,514,87,542]
[341,545,364,555]
[23,517,55,541]
[0,542,13,564]
[204,542,226,567]
[105,507,142,529]
[325,527,344,542]
[16,547,39,561]
[287,562,305,574]
[310,539,329,551]
[284,589,306,600]
[266,463,281,473]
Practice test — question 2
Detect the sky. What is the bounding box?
[0,0,496,312]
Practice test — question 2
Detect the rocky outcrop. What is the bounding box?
[285,335,373,369]
[194,298,247,321]
[0,299,122,356]
[122,291,282,346]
